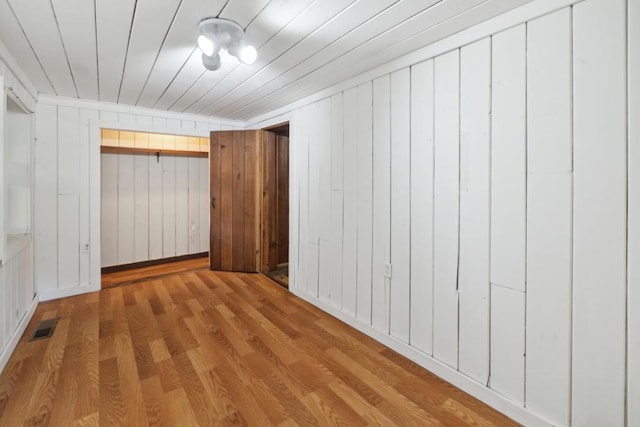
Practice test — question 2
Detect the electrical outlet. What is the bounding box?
[384,263,392,279]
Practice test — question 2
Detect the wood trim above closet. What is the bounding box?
[100,146,208,158]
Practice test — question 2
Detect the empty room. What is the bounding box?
[0,0,637,425]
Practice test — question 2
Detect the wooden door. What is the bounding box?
[210,130,261,272]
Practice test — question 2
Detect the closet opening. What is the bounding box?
[260,123,289,288]
[99,129,210,288]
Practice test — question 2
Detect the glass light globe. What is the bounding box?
[198,35,215,57]
[239,45,257,64]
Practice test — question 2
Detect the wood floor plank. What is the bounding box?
[0,263,519,426]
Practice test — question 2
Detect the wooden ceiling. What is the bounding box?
[0,0,533,120]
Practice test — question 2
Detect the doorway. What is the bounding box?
[261,123,289,288]
[208,124,289,288]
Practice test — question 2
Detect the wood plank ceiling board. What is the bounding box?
[95,0,137,102]
[0,1,54,94]
[135,0,227,108]
[194,0,394,116]
[0,0,538,119]
[218,0,271,29]
[153,49,208,111]
[209,0,440,117]
[117,0,182,106]
[183,0,359,115]
[169,0,318,113]
[50,0,99,99]
[233,0,533,120]
[7,0,77,97]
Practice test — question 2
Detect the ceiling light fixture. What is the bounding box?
[198,18,257,71]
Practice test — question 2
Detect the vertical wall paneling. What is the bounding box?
[629,0,640,423]
[458,38,491,383]
[58,194,80,289]
[297,106,309,292]
[432,50,460,367]
[199,154,209,255]
[525,8,572,425]
[117,154,135,265]
[489,23,527,404]
[133,154,149,262]
[490,284,525,404]
[307,103,320,297]
[148,154,163,261]
[331,94,344,192]
[329,190,344,307]
[37,100,225,298]
[356,83,373,323]
[243,132,260,272]
[342,88,358,315]
[318,98,332,302]
[101,154,118,267]
[57,107,80,194]
[572,0,627,424]
[330,93,344,307]
[175,157,189,256]
[390,68,411,343]
[372,75,391,333]
[162,155,177,259]
[57,107,81,288]
[409,60,434,354]
[277,1,633,424]
[188,157,201,254]
[79,109,99,286]
[329,94,344,306]
[34,104,58,292]
[490,25,527,292]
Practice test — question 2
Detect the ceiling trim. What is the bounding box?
[38,94,245,127]
[244,0,582,128]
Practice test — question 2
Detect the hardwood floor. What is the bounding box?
[101,256,209,289]
[0,268,518,426]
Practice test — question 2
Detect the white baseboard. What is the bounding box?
[290,287,552,427]
[0,296,39,375]
[39,283,100,302]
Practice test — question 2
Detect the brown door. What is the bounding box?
[210,130,261,272]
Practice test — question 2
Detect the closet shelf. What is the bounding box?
[100,146,208,158]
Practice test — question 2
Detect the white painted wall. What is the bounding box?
[100,152,209,267]
[35,96,241,300]
[0,54,38,375]
[251,0,632,425]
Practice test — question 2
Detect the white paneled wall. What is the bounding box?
[0,57,38,375]
[35,98,239,300]
[278,0,631,425]
[100,153,209,267]
[0,243,36,370]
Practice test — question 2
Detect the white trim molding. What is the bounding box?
[40,94,245,129]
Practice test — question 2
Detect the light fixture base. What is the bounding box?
[198,17,257,69]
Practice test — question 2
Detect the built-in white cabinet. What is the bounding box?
[1,72,34,264]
